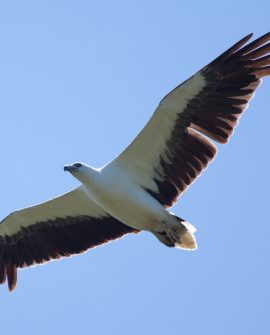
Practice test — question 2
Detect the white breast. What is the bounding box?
[83,165,166,231]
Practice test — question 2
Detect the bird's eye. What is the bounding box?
[74,163,82,168]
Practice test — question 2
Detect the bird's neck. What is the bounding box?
[74,166,100,184]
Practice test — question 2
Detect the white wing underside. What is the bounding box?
[0,186,106,236]
[108,73,206,190]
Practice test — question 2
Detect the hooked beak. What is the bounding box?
[64,165,72,172]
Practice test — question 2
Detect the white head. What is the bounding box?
[64,162,95,183]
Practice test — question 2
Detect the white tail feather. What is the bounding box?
[153,214,197,250]
[175,229,197,250]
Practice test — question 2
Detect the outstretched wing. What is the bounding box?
[109,32,270,207]
[0,186,138,291]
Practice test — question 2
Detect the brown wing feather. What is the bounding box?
[0,216,138,291]
[148,32,270,207]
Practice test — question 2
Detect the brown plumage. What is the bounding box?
[147,32,270,207]
[0,215,138,291]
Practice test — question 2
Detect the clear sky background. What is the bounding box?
[0,1,269,334]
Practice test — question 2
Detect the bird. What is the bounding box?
[1,33,270,292]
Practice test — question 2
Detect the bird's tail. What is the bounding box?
[153,214,197,250]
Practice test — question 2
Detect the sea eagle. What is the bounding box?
[1,33,270,291]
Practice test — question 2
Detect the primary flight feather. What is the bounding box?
[1,32,270,291]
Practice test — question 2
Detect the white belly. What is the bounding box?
[84,168,165,231]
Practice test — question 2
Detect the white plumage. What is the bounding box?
[1,32,270,291]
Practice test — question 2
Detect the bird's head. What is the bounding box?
[64,162,99,184]
[63,162,91,183]
[64,162,85,173]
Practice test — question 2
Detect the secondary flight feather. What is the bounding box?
[1,32,270,291]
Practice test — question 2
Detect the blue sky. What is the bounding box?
[0,1,270,334]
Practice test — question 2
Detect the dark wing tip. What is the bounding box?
[0,215,138,292]
[0,262,7,285]
[243,32,254,42]
[210,33,253,65]
[7,264,17,291]
[0,263,17,291]
[195,32,270,144]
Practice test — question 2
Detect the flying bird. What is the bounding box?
[1,33,270,291]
